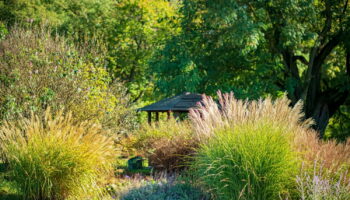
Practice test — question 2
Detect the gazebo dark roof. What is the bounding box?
[138,92,203,112]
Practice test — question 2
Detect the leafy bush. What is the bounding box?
[133,119,196,172]
[189,92,309,199]
[0,109,116,199]
[0,26,136,134]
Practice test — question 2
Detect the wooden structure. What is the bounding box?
[138,92,204,124]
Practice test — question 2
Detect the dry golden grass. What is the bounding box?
[295,130,350,172]
[189,91,312,141]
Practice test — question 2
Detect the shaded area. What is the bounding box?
[0,162,21,200]
[0,194,21,200]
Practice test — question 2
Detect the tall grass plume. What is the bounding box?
[189,91,311,199]
[0,109,116,200]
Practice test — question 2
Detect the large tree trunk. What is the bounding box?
[303,50,350,137]
[265,1,350,138]
[310,102,330,135]
[305,94,348,137]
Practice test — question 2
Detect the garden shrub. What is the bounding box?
[0,109,116,200]
[0,26,136,134]
[133,119,196,172]
[189,92,309,199]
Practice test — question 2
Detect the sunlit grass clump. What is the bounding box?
[0,109,116,200]
[189,92,310,199]
[191,121,299,199]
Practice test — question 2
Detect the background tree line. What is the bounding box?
[0,0,349,140]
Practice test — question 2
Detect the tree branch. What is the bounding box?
[314,32,343,70]
[346,49,350,76]
[293,55,309,65]
[132,90,144,103]
[319,0,333,44]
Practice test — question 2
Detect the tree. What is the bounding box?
[152,0,350,136]
[0,0,115,41]
[107,0,180,102]
[0,0,181,103]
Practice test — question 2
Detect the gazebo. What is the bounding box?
[138,92,204,124]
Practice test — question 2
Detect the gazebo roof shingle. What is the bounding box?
[138,92,203,112]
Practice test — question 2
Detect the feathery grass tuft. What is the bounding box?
[189,92,309,199]
[0,109,116,200]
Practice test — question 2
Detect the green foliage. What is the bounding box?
[151,0,283,98]
[325,104,350,142]
[0,22,7,41]
[0,27,136,134]
[0,110,116,200]
[0,0,115,41]
[152,0,350,134]
[0,0,181,102]
[107,0,180,101]
[191,121,298,200]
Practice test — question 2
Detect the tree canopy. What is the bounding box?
[0,0,350,138]
[152,0,350,135]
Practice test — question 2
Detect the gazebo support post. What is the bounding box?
[173,112,179,119]
[147,111,152,124]
[167,111,171,120]
[155,112,159,122]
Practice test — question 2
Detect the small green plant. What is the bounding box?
[0,22,8,41]
[0,109,116,200]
